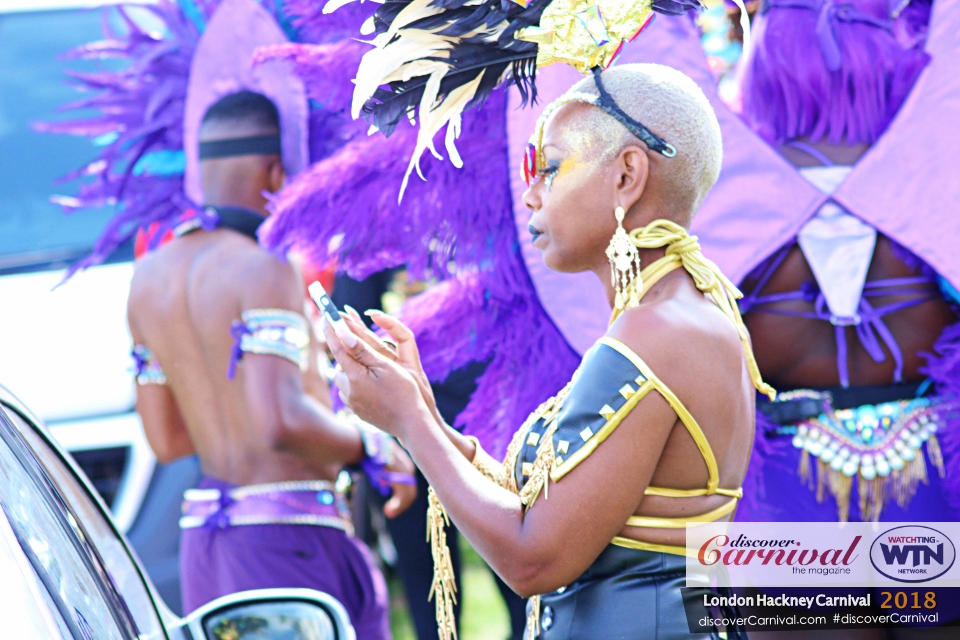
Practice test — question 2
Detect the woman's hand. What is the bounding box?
[339,308,445,429]
[323,318,433,442]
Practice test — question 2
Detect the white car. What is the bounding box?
[0,382,356,639]
[0,0,199,614]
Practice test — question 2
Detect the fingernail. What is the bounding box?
[335,323,358,347]
[364,309,385,316]
[344,305,360,318]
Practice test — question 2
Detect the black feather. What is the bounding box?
[365,0,695,137]
[364,43,536,136]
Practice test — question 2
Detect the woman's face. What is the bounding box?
[522,103,622,274]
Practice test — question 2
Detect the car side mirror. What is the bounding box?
[179,588,356,640]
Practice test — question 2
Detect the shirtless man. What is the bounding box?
[127,91,413,639]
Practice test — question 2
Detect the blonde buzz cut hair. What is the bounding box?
[568,63,723,220]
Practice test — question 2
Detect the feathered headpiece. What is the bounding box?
[39,0,367,276]
[327,0,704,196]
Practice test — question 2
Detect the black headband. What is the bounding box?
[591,68,677,158]
[198,134,282,160]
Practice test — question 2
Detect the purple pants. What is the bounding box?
[180,476,390,639]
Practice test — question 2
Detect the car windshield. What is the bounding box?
[0,8,120,273]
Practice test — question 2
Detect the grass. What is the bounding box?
[389,536,511,640]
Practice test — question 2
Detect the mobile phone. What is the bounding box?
[308,281,342,322]
[308,282,356,346]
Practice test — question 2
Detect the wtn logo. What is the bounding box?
[870,526,956,583]
[879,542,944,567]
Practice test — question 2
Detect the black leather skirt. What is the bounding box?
[529,545,719,640]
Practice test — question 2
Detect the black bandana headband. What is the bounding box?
[591,67,677,158]
[198,134,282,160]
[521,68,677,186]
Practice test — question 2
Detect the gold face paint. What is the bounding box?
[522,87,635,189]
[521,91,599,185]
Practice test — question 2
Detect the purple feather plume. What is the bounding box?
[262,91,520,284]
[35,0,203,277]
[399,244,580,458]
[39,0,371,277]
[921,320,960,511]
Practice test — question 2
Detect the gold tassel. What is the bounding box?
[526,594,541,639]
[824,469,853,523]
[466,435,507,486]
[815,459,826,502]
[427,488,458,640]
[798,449,812,489]
[857,476,885,523]
[928,434,945,477]
[518,426,557,508]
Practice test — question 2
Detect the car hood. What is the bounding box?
[0,263,135,422]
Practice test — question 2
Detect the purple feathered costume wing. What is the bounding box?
[38,0,366,276]
[35,0,205,276]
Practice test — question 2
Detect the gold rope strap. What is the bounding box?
[427,488,458,640]
[613,219,776,400]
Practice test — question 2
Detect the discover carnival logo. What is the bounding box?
[869,525,956,583]
[696,534,862,573]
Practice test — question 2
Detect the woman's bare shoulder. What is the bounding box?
[606,296,744,392]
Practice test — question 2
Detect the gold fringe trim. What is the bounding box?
[799,449,812,490]
[466,435,508,486]
[518,424,558,508]
[801,442,938,523]
[427,488,458,640]
[929,434,945,477]
[527,594,541,639]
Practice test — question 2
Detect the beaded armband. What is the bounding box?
[132,345,167,385]
[227,308,310,379]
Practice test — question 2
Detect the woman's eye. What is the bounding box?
[538,163,560,190]
[537,164,560,178]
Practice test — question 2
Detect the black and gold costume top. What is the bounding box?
[426,220,776,639]
[498,335,746,557]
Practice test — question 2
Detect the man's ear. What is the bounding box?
[616,145,649,212]
[266,157,286,194]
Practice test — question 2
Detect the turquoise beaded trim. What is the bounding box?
[792,397,940,481]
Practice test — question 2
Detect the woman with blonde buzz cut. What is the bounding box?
[324,62,771,640]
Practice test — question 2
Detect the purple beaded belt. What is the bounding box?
[179,480,353,534]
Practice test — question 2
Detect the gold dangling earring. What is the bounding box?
[605,206,642,311]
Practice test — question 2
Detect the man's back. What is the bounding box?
[128,227,339,485]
